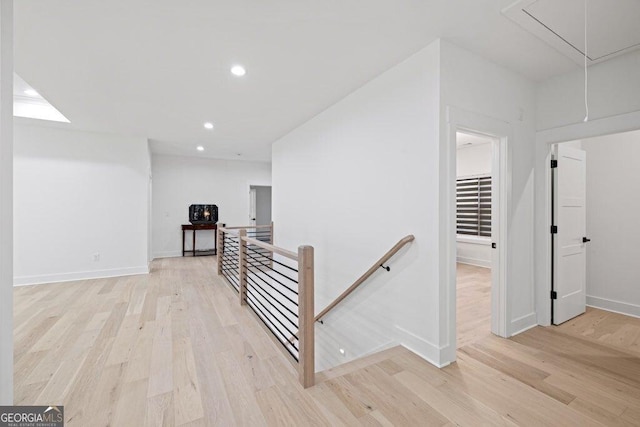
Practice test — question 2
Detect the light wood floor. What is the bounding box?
[457,262,491,348]
[14,257,640,426]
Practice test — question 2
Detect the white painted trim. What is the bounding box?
[501,1,638,67]
[360,340,398,358]
[0,0,13,405]
[456,256,491,269]
[536,109,640,326]
[509,312,537,336]
[395,325,448,368]
[152,251,183,259]
[537,110,640,142]
[444,106,511,366]
[456,235,491,245]
[587,296,640,319]
[13,265,149,286]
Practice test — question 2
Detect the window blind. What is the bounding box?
[456,176,491,237]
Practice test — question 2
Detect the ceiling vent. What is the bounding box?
[502,0,640,66]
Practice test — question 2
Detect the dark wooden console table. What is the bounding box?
[182,223,218,256]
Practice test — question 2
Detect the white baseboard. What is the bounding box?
[14,265,149,286]
[456,256,491,268]
[587,295,640,319]
[510,312,537,336]
[395,325,450,368]
[152,250,182,259]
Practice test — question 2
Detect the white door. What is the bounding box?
[553,145,588,325]
[249,187,257,226]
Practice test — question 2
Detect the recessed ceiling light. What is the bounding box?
[24,89,39,97]
[203,122,214,130]
[197,146,204,151]
[230,65,246,77]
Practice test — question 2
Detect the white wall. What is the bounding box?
[440,40,537,354]
[534,49,640,326]
[273,41,441,370]
[0,0,13,404]
[13,124,151,285]
[581,131,640,317]
[456,142,492,268]
[537,50,640,131]
[457,142,492,177]
[151,154,271,258]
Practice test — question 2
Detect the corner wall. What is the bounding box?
[440,41,537,356]
[582,131,640,317]
[534,49,640,326]
[13,124,151,285]
[272,40,442,370]
[151,154,271,258]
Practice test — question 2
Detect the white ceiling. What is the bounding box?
[504,0,640,66]
[14,0,586,161]
[13,73,70,123]
[456,132,493,148]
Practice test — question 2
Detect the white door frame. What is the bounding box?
[249,186,257,226]
[536,110,640,325]
[444,107,511,363]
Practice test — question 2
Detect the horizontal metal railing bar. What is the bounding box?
[221,265,239,274]
[241,236,298,261]
[243,250,299,284]
[245,272,299,319]
[221,260,239,269]
[222,273,240,292]
[245,288,299,341]
[242,265,298,303]
[245,297,299,361]
[245,275,299,328]
[244,245,299,273]
[222,224,273,230]
[221,268,239,279]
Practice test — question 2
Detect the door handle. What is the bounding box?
[582,237,591,243]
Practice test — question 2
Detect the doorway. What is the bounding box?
[249,185,272,227]
[445,107,510,363]
[548,130,640,325]
[455,131,495,348]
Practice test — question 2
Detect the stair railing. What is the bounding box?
[315,235,415,323]
[217,223,315,388]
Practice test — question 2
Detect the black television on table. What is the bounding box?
[189,204,218,224]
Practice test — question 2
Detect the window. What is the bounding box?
[456,176,491,237]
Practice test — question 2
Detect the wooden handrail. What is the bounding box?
[218,227,240,236]
[315,235,415,322]
[218,223,275,276]
[241,236,298,261]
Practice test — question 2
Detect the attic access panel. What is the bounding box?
[503,0,640,66]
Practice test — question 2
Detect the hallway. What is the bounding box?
[13,257,640,426]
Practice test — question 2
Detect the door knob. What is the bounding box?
[582,237,591,243]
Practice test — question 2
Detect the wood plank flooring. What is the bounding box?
[14,256,640,426]
[456,262,491,348]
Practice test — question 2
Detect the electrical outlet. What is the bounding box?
[93,253,100,262]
